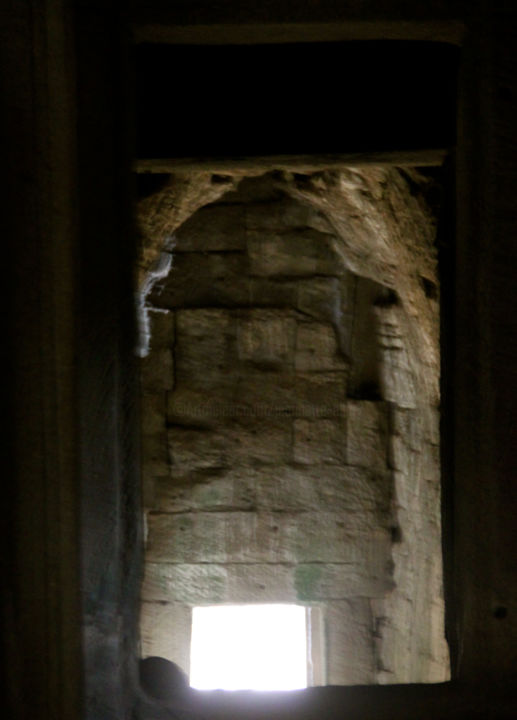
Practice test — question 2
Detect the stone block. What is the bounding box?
[325,600,376,685]
[152,252,249,309]
[174,204,246,251]
[292,517,391,563]
[140,601,191,674]
[154,472,257,513]
[146,513,198,563]
[294,372,347,416]
[146,508,391,569]
[168,427,227,471]
[225,563,296,603]
[219,417,293,465]
[388,434,419,478]
[249,278,299,307]
[245,198,334,234]
[293,416,346,464]
[237,310,296,367]
[389,407,426,452]
[142,562,298,605]
[153,463,388,516]
[247,229,343,277]
[295,321,347,371]
[294,561,393,602]
[174,308,237,389]
[146,511,297,564]
[422,442,440,482]
[347,400,388,471]
[167,388,228,428]
[168,415,292,471]
[176,307,234,339]
[229,371,298,417]
[146,511,390,565]
[253,467,319,511]
[314,467,391,517]
[142,562,228,604]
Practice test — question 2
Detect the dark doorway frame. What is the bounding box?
[5,3,517,719]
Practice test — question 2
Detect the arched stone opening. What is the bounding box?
[137,167,449,686]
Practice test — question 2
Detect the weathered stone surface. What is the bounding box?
[174,203,247,252]
[146,511,293,564]
[154,472,257,513]
[255,465,386,514]
[174,308,236,389]
[146,512,391,565]
[217,418,293,464]
[249,277,299,307]
[167,427,227,470]
[248,229,343,277]
[377,310,418,408]
[169,369,345,420]
[381,356,417,409]
[140,601,191,674]
[292,521,391,563]
[142,559,393,606]
[325,600,376,685]
[137,170,238,288]
[142,562,294,604]
[245,197,334,234]
[151,252,250,309]
[297,276,348,323]
[293,416,346,465]
[295,320,347,371]
[237,310,296,367]
[167,388,225,428]
[388,435,426,481]
[231,371,297,414]
[153,464,389,516]
[346,400,388,471]
[294,372,347,414]
[294,562,393,602]
[389,407,430,452]
[142,563,229,604]
[168,418,292,470]
[176,307,233,338]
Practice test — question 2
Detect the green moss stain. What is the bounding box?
[295,564,322,601]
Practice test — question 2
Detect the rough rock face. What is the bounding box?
[138,170,449,685]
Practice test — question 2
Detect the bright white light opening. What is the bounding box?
[190,604,307,691]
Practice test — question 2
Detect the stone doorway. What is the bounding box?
[137,167,449,686]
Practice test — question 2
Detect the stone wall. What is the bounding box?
[138,170,449,685]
